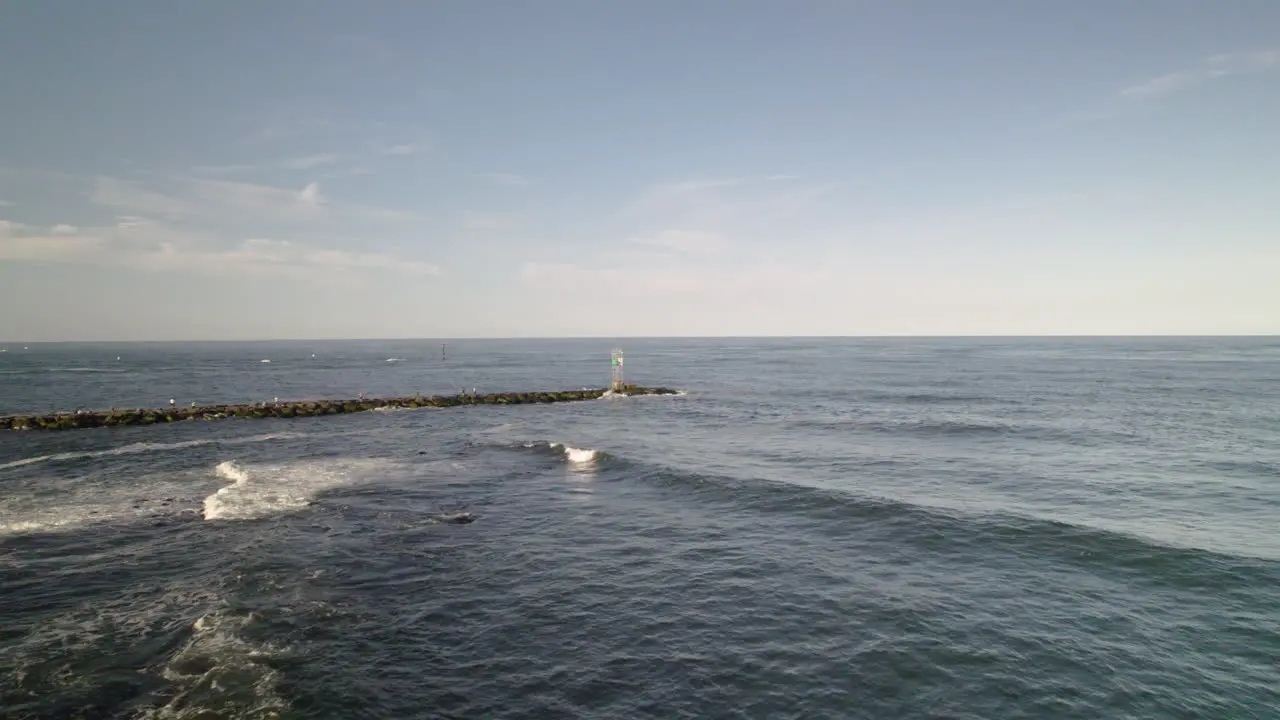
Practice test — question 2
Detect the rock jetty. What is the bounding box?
[0,385,679,432]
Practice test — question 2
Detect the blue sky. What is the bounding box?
[1,1,1277,340]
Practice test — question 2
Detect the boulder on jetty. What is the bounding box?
[0,385,680,432]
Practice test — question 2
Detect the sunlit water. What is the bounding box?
[2,338,1278,719]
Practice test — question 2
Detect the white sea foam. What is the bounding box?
[385,357,407,362]
[143,607,289,719]
[0,434,310,536]
[549,442,600,464]
[9,582,229,708]
[0,432,304,472]
[0,455,55,471]
[2,519,50,533]
[0,468,204,537]
[203,457,396,521]
[203,461,307,521]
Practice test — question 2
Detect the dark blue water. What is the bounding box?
[2,338,1278,719]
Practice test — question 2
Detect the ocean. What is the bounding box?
[1,337,1277,719]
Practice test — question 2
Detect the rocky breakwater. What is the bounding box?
[0,385,680,432]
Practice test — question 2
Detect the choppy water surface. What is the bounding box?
[2,338,1278,719]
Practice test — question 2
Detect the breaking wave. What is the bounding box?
[203,457,398,522]
[549,442,600,464]
[511,440,608,471]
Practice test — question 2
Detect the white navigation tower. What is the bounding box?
[610,348,625,392]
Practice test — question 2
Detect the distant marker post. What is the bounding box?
[610,348,625,392]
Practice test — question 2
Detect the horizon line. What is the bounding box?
[1,333,1277,344]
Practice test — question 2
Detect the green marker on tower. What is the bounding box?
[610,348,625,391]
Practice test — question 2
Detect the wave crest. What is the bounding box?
[549,442,599,464]
[203,457,396,522]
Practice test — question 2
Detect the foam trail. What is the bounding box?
[0,467,207,536]
[202,457,395,522]
[204,461,300,521]
[204,461,253,521]
[144,607,288,719]
[0,432,305,472]
[0,455,54,471]
[214,460,249,484]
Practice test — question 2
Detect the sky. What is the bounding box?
[1,0,1277,340]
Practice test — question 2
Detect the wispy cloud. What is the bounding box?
[622,178,749,228]
[92,176,425,227]
[519,260,833,302]
[461,211,514,231]
[135,237,441,281]
[378,143,428,156]
[0,200,14,208]
[627,229,727,256]
[473,172,530,187]
[624,175,804,217]
[661,178,754,193]
[190,164,259,175]
[1056,49,1280,126]
[282,153,341,170]
[0,219,105,262]
[193,143,422,178]
[193,153,341,175]
[297,182,325,208]
[0,217,441,283]
[91,177,196,217]
[43,173,437,286]
[616,174,832,256]
[184,178,328,222]
[1119,49,1280,100]
[0,232,105,263]
[185,176,423,224]
[355,206,425,224]
[253,106,346,143]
